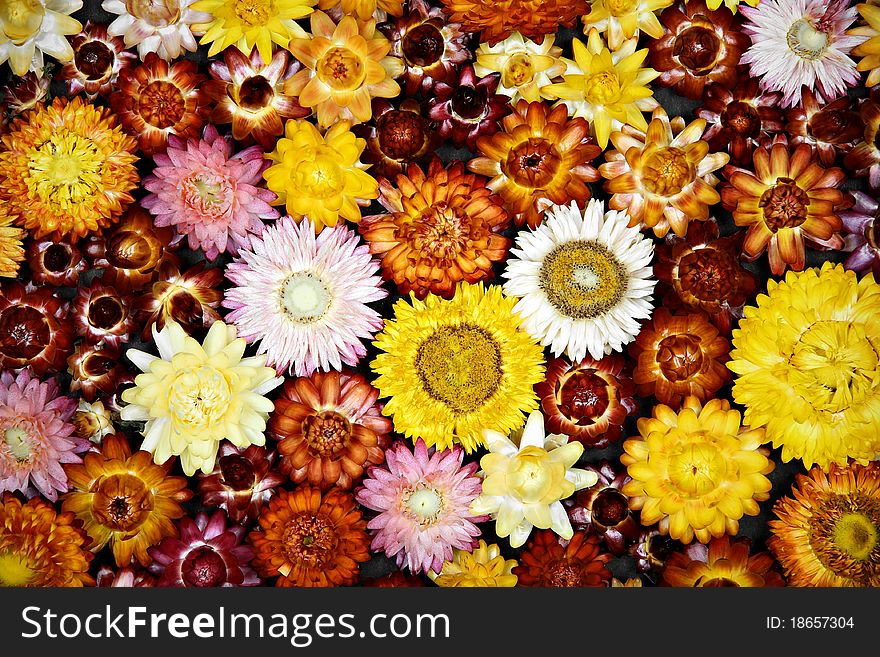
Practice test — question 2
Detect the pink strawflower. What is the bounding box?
[223,216,387,377]
[0,369,86,502]
[355,439,486,574]
[142,124,279,261]
[148,510,260,587]
[740,0,866,108]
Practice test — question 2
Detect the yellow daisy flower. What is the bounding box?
[120,319,283,476]
[851,1,880,87]
[473,32,566,103]
[0,96,138,239]
[286,11,402,129]
[428,540,519,587]
[621,396,774,544]
[191,0,315,64]
[371,282,545,453]
[542,29,659,149]
[729,263,880,469]
[583,0,673,51]
[263,118,378,230]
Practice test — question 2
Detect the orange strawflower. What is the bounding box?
[440,0,588,46]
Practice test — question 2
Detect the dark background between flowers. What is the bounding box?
[0,0,862,585]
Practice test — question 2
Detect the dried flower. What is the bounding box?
[0,283,73,376]
[25,235,86,287]
[59,21,137,98]
[513,530,612,587]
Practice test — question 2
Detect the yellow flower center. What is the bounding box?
[507,448,564,503]
[4,426,30,460]
[502,52,535,88]
[168,366,232,430]
[583,70,622,106]
[233,0,273,26]
[317,47,366,91]
[833,512,878,561]
[405,486,444,524]
[667,439,727,497]
[295,152,345,198]
[786,18,829,61]
[27,133,104,206]
[0,551,35,586]
[789,320,880,414]
[605,0,639,16]
[539,241,627,319]
[279,272,331,323]
[125,0,181,27]
[0,0,44,43]
[640,147,694,197]
[414,323,503,414]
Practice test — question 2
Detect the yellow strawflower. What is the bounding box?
[429,541,519,587]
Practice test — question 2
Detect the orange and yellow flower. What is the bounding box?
[249,486,370,587]
[263,118,378,230]
[439,0,588,46]
[600,108,729,238]
[0,96,138,239]
[286,12,403,129]
[0,205,24,278]
[770,463,880,587]
[622,396,774,544]
[61,433,192,567]
[542,30,659,149]
[360,158,511,300]
[851,1,880,87]
[662,536,785,587]
[583,0,672,51]
[468,100,601,229]
[318,0,403,20]
[721,141,847,275]
[0,493,94,587]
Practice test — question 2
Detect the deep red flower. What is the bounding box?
[0,283,73,375]
[427,64,510,149]
[514,531,612,588]
[565,461,638,556]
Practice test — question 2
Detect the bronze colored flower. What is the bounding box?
[662,536,785,587]
[844,90,880,190]
[565,461,638,556]
[25,236,87,287]
[355,99,439,179]
[513,530,612,587]
[440,0,588,46]
[58,21,137,99]
[68,343,129,403]
[72,280,135,348]
[134,261,223,339]
[786,86,863,167]
[0,283,73,375]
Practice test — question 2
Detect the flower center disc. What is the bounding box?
[833,512,878,561]
[181,547,228,587]
[700,577,741,587]
[592,488,629,528]
[556,369,612,425]
[168,366,233,430]
[282,514,338,568]
[126,0,181,26]
[451,86,487,121]
[503,52,535,87]
[138,80,185,129]
[0,305,51,360]
[75,41,115,80]
[296,153,344,197]
[377,110,426,160]
[641,146,693,197]
[88,295,125,330]
[508,450,557,503]
[539,240,627,319]
[405,486,443,524]
[722,101,761,138]
[317,47,365,91]
[0,551,36,586]
[656,333,705,382]
[279,272,331,323]
[504,138,559,189]
[219,454,257,491]
[668,440,727,497]
[92,473,154,531]
[414,323,503,414]
[605,0,639,16]
[584,71,622,106]
[759,177,811,231]
[673,24,722,74]
[238,75,274,111]
[402,23,444,68]
[233,0,273,26]
[4,426,31,460]
[786,18,830,61]
[677,248,736,303]
[302,410,351,456]
[0,0,44,43]
[107,231,154,269]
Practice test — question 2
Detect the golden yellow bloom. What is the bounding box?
[120,320,282,476]
[622,397,774,544]
[0,205,24,278]
[474,32,566,103]
[600,108,729,237]
[0,493,94,587]
[542,29,659,149]
[729,263,880,469]
[770,463,880,587]
[583,0,673,51]
[371,283,545,453]
[687,0,759,12]
[191,0,315,64]
[263,118,378,230]
[0,0,81,76]
[317,0,403,20]
[0,96,138,239]
[286,12,402,129]
[429,540,518,587]
[851,1,880,87]
[471,410,598,547]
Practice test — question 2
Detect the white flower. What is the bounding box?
[0,0,82,76]
[502,198,655,362]
[222,215,387,377]
[473,32,566,103]
[101,0,210,61]
[471,411,598,548]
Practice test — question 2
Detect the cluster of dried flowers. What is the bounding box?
[1,0,880,589]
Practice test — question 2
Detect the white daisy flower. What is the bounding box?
[740,0,867,108]
[502,199,656,362]
[222,215,388,377]
[101,0,210,61]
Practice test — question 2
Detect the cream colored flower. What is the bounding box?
[0,0,82,76]
[471,410,598,548]
[120,319,282,475]
[474,32,566,103]
[102,0,211,61]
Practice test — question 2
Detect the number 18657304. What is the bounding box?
[766,616,855,630]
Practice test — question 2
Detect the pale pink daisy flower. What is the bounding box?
[223,216,387,377]
[101,0,210,61]
[740,0,867,108]
[0,369,87,502]
[355,439,487,574]
[142,124,279,261]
